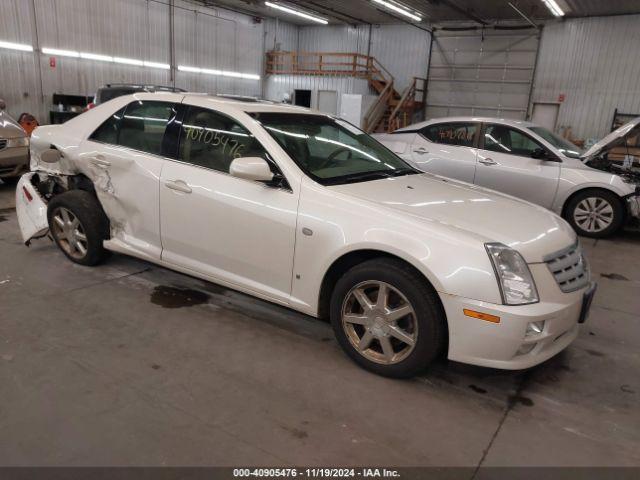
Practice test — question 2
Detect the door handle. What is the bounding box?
[413,147,429,154]
[90,155,111,169]
[479,158,497,166]
[164,179,192,194]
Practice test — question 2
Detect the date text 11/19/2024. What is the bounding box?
[233,468,401,478]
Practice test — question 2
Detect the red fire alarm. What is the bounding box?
[558,93,565,102]
[49,57,56,68]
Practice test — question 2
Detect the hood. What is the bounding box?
[330,173,576,263]
[0,111,26,138]
[581,117,640,161]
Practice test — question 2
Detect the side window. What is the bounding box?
[421,123,477,147]
[89,107,126,144]
[484,125,544,157]
[179,106,269,174]
[118,101,176,155]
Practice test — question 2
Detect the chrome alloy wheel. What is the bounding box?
[573,197,614,233]
[51,207,88,260]
[341,281,418,365]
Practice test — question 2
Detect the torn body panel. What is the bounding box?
[15,173,49,243]
[24,117,165,259]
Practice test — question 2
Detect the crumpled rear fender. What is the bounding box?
[15,173,49,244]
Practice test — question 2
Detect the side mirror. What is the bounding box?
[40,149,62,164]
[229,157,274,182]
[531,148,548,160]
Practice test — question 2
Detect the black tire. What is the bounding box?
[329,258,446,379]
[47,190,110,266]
[563,189,624,238]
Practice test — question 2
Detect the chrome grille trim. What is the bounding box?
[544,242,589,293]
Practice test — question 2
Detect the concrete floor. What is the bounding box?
[0,179,639,468]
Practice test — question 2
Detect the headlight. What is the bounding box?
[6,137,29,148]
[485,243,539,305]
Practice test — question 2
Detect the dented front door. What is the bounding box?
[79,101,178,260]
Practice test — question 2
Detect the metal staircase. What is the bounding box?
[265,51,426,133]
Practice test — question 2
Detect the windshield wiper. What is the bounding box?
[390,168,419,177]
[325,171,393,185]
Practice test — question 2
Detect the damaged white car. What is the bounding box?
[17,93,596,378]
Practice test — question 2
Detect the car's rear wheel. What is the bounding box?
[564,189,624,238]
[330,258,446,378]
[47,190,110,266]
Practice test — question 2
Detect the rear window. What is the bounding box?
[118,101,176,155]
[89,107,126,144]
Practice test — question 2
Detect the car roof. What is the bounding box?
[120,91,326,115]
[396,116,539,132]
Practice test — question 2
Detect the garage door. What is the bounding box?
[425,29,540,120]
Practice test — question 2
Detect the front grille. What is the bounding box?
[0,139,7,150]
[544,242,589,293]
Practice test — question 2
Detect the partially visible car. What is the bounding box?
[0,111,29,179]
[374,117,640,238]
[88,83,186,108]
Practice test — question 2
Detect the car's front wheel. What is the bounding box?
[564,189,624,238]
[47,190,110,266]
[330,258,446,378]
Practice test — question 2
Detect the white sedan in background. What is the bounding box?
[374,117,640,238]
[16,94,595,377]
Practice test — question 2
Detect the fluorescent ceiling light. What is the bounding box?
[0,40,33,52]
[371,0,422,22]
[144,61,170,69]
[178,65,260,81]
[542,0,564,16]
[265,1,328,24]
[44,47,168,69]
[42,47,79,57]
[80,52,113,62]
[114,56,144,66]
[178,65,202,73]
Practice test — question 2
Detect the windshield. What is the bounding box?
[250,112,418,185]
[529,126,583,159]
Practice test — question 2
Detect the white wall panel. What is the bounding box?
[264,18,298,52]
[369,24,430,91]
[532,15,640,139]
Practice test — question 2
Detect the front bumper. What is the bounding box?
[440,264,592,370]
[625,192,640,219]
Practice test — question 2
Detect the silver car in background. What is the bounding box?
[0,111,29,179]
[374,117,640,238]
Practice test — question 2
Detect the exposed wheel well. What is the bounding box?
[561,187,625,219]
[68,174,97,194]
[318,249,442,310]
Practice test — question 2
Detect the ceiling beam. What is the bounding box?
[436,0,488,25]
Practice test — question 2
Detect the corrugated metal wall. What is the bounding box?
[425,29,539,120]
[263,24,430,112]
[2,1,639,137]
[0,0,266,123]
[369,24,430,92]
[532,15,640,139]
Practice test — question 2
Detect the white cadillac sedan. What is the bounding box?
[16,93,596,378]
[374,117,640,238]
